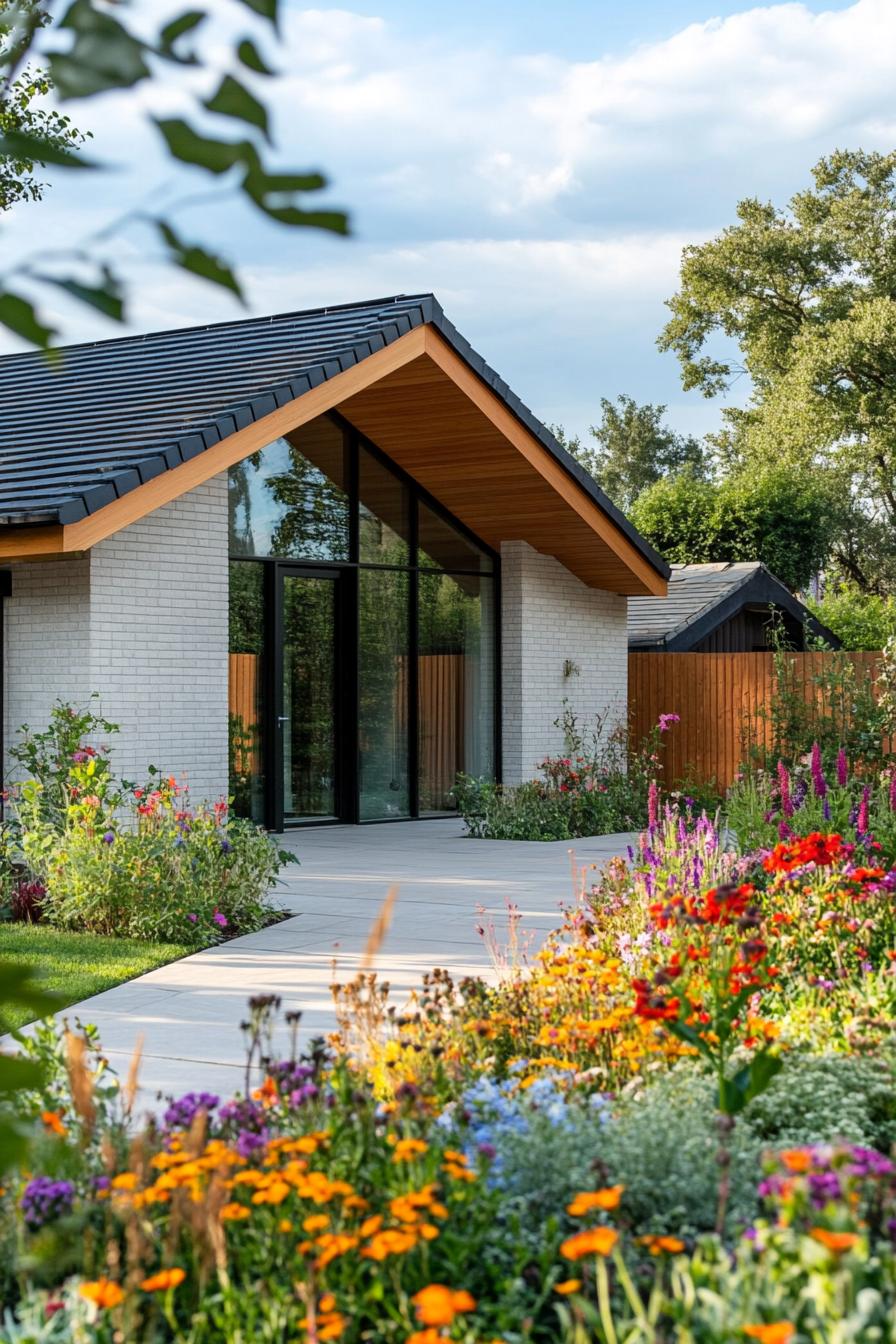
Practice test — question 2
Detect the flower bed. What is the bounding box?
[3,805,896,1341]
[0,700,290,949]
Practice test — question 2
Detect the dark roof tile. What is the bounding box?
[0,293,668,577]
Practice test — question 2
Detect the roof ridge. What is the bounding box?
[0,293,435,365]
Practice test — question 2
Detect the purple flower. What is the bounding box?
[163,1091,220,1132]
[808,1171,842,1207]
[20,1176,74,1230]
[658,713,680,733]
[102,831,115,845]
[213,910,228,929]
[811,742,827,799]
[836,747,848,788]
[889,773,896,813]
[71,750,89,764]
[187,913,198,924]
[823,797,831,821]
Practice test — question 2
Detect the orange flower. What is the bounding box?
[220,1202,250,1221]
[140,1268,186,1293]
[41,1109,67,1137]
[780,1149,813,1174]
[412,1284,477,1327]
[391,1137,429,1163]
[303,1213,330,1233]
[561,1227,618,1260]
[743,1325,795,1344]
[810,1228,859,1254]
[554,1279,582,1294]
[362,1228,418,1260]
[637,1235,685,1255]
[252,1076,278,1107]
[406,1331,442,1344]
[79,1279,125,1309]
[567,1185,624,1216]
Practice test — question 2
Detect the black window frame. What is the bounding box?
[228,412,501,829]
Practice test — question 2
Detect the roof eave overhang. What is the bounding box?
[0,319,668,595]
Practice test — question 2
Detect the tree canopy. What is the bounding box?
[0,0,348,348]
[659,149,896,594]
[0,3,87,212]
[557,395,705,511]
[629,465,838,594]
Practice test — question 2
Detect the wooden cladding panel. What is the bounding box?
[629,651,885,791]
[338,344,662,596]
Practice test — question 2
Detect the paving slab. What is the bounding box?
[41,820,634,1108]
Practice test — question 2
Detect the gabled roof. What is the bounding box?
[627,561,838,650]
[0,293,668,589]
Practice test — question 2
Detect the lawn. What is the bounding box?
[0,924,190,1031]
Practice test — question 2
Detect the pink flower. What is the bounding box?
[777,761,793,817]
[811,742,827,799]
[658,713,680,733]
[857,785,871,836]
[648,780,659,831]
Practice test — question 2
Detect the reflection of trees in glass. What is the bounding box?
[418,572,482,653]
[228,561,265,821]
[268,447,348,560]
[359,569,409,818]
[282,577,336,817]
[228,435,349,561]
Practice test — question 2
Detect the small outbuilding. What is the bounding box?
[627,561,839,653]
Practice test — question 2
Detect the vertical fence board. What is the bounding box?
[628,651,885,790]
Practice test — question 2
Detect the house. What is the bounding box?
[627,562,838,654]
[0,294,668,830]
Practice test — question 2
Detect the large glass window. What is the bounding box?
[229,419,349,560]
[418,500,493,573]
[418,572,495,813]
[359,568,410,819]
[228,414,497,826]
[358,445,411,566]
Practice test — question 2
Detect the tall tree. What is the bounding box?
[0,3,87,211]
[630,465,838,594]
[559,395,705,511]
[659,149,896,593]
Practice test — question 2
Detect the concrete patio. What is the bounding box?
[52,820,634,1106]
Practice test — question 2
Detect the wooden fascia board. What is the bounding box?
[420,328,667,597]
[0,327,428,561]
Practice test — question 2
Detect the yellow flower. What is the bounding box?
[412,1284,477,1326]
[140,1268,186,1293]
[567,1185,624,1216]
[79,1279,125,1309]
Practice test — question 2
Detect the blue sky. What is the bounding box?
[0,0,889,443]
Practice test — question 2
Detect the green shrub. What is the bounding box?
[8,702,290,946]
[599,1052,896,1240]
[454,701,655,840]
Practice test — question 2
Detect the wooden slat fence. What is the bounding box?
[629,651,884,790]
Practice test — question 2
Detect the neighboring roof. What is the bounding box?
[627,562,839,650]
[0,293,668,581]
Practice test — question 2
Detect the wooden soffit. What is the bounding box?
[0,325,665,595]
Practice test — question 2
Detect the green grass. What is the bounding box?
[0,924,191,1031]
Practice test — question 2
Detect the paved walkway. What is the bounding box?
[53,821,634,1106]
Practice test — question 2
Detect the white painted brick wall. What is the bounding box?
[4,475,229,803]
[500,540,628,784]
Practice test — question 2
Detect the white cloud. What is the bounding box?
[2,0,895,441]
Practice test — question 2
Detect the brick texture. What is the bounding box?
[4,475,229,803]
[500,540,628,784]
